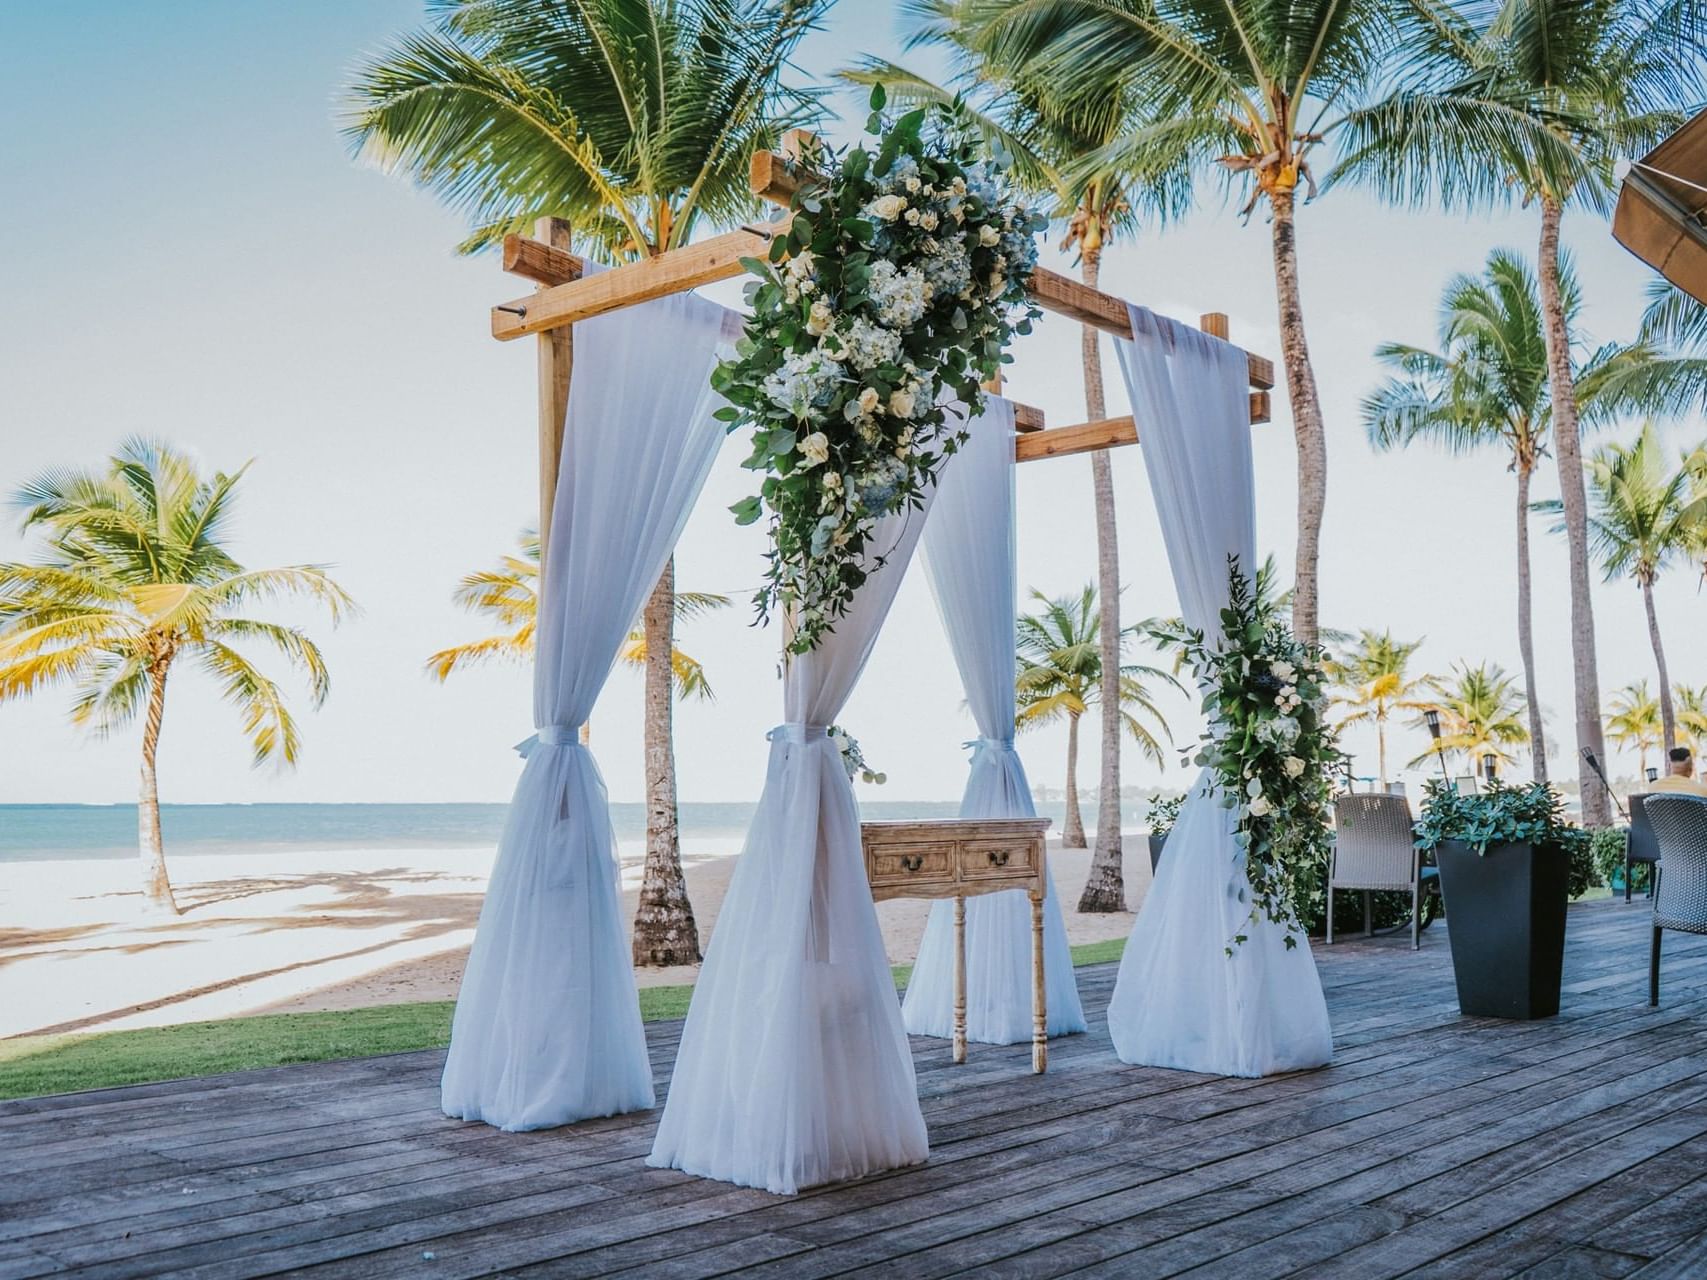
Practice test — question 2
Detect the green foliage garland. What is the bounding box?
[1162,559,1340,952]
[713,88,1043,653]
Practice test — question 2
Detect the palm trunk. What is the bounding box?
[1515,461,1548,781]
[1080,248,1126,912]
[1270,186,1327,646]
[633,557,700,966]
[1643,576,1677,753]
[1538,196,1609,824]
[1062,711,1086,849]
[1377,719,1388,787]
[138,655,180,915]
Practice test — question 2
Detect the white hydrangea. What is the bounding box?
[836,317,903,371]
[867,260,931,328]
[761,350,843,420]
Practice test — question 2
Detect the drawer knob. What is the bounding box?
[987,849,1011,867]
[901,854,924,872]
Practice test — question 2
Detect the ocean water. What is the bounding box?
[0,800,1085,863]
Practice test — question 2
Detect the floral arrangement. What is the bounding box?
[1162,559,1339,951]
[714,86,1044,653]
[829,725,885,785]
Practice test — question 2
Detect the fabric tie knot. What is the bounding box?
[514,725,585,758]
[965,736,1016,752]
[768,723,830,745]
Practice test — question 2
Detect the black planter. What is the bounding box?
[1435,839,1570,1019]
[1148,832,1167,873]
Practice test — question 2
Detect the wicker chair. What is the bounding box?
[1625,793,1661,902]
[1328,793,1438,950]
[1640,794,1707,1006]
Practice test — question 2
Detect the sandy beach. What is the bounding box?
[1,833,1153,1039]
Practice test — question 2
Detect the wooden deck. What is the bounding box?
[4,896,1706,1279]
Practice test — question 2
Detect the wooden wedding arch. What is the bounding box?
[482,136,1277,1073]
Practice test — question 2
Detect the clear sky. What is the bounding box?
[1,0,1700,810]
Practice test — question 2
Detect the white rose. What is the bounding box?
[823,471,843,492]
[978,224,1000,246]
[798,431,829,468]
[858,386,880,414]
[872,194,907,221]
[1284,756,1306,779]
[905,176,921,193]
[904,208,921,226]
[888,388,916,419]
[1248,795,1273,818]
[1272,660,1296,681]
[918,211,939,231]
[806,300,833,336]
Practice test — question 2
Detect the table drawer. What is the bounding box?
[867,842,956,886]
[959,838,1038,879]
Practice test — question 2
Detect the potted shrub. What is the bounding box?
[1145,793,1184,873]
[1415,779,1587,1019]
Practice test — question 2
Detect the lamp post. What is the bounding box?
[1646,766,1659,785]
[1424,708,1451,789]
[1482,753,1498,786]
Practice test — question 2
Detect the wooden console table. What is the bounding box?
[860,817,1053,1073]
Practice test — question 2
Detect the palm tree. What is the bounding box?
[1332,0,1706,825]
[345,0,824,962]
[427,531,728,965]
[1015,585,1174,854]
[846,4,1169,912]
[1607,679,1664,776]
[1409,661,1530,774]
[426,531,721,701]
[1540,424,1704,753]
[1363,250,1698,779]
[933,0,1445,646]
[1327,630,1433,786]
[0,440,352,915]
[1674,683,1707,756]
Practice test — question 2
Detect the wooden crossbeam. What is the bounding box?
[501,232,1048,432]
[1016,417,1135,463]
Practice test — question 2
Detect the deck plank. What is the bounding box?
[4,897,1706,1278]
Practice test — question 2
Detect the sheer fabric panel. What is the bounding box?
[903,400,1086,1043]
[441,290,734,1130]
[1105,306,1332,1078]
[649,494,937,1193]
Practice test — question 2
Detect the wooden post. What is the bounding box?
[1031,888,1047,1074]
[1199,312,1230,341]
[953,894,967,1065]
[536,217,574,576]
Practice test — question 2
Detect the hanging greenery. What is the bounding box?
[714,87,1043,653]
[1161,559,1340,952]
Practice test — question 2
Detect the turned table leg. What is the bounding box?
[1031,888,1047,1073]
[953,894,967,1065]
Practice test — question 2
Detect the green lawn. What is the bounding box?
[0,938,1128,1102]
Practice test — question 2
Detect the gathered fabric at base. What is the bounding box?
[1105,770,1331,1076]
[648,491,937,1195]
[442,734,654,1128]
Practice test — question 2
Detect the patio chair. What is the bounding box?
[1626,793,1661,902]
[1327,793,1439,950]
[1637,794,1707,1006]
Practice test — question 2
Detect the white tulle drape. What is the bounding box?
[1105,306,1332,1078]
[902,400,1086,1044]
[441,289,737,1130]
[649,496,937,1194]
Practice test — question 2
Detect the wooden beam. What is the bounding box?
[1251,390,1271,424]
[492,226,772,339]
[504,233,582,287]
[535,217,574,580]
[1011,402,1044,433]
[1016,416,1136,463]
